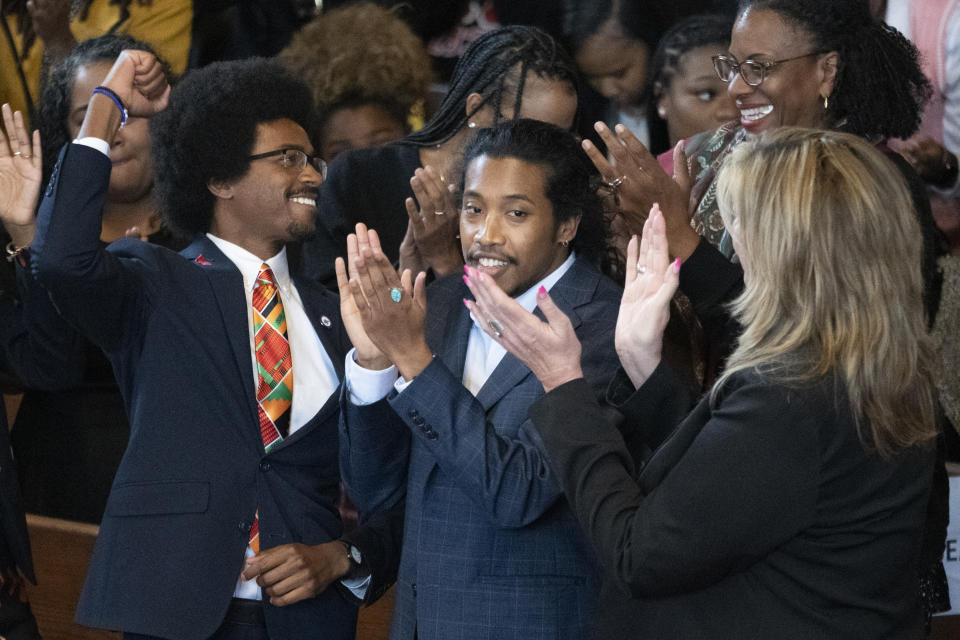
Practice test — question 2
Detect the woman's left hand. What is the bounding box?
[615,204,680,389]
[463,267,583,392]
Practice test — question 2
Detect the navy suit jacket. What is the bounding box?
[340,259,622,640]
[31,143,393,640]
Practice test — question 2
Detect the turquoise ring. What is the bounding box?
[390,287,403,303]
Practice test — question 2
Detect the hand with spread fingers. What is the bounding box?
[241,542,350,607]
[341,223,430,380]
[337,223,393,371]
[404,165,463,276]
[616,204,681,389]
[462,267,584,393]
[0,104,43,249]
[582,121,701,261]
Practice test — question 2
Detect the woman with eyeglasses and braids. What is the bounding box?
[578,0,953,631]
[298,24,580,290]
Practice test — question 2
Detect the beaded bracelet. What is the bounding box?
[92,86,128,128]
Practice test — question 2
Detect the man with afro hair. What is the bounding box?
[31,51,398,640]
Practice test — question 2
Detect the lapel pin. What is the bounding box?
[195,254,212,266]
[321,315,332,328]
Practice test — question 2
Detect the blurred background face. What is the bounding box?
[509,74,579,130]
[657,43,738,145]
[471,73,579,132]
[574,18,649,108]
[319,103,407,162]
[68,60,154,203]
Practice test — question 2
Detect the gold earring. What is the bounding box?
[823,95,829,110]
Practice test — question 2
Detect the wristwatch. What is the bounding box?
[339,540,364,581]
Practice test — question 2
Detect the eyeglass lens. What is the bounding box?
[714,56,765,86]
[280,150,326,179]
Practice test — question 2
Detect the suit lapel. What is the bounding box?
[435,283,474,379]
[181,238,262,452]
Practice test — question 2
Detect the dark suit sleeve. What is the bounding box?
[678,237,744,371]
[529,373,819,597]
[0,260,84,390]
[339,500,404,605]
[339,384,411,518]
[30,144,160,354]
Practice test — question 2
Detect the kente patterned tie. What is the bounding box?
[249,264,293,554]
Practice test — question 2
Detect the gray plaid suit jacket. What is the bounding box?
[340,256,622,640]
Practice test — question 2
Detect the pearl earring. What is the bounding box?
[468,121,477,129]
[657,106,667,118]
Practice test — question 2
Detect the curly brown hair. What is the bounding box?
[276,2,432,123]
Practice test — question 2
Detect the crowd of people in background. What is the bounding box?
[0,0,957,638]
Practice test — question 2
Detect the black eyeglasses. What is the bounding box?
[712,51,825,87]
[247,148,327,180]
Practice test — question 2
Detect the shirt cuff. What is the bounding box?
[344,348,397,405]
[73,137,111,157]
[341,573,371,600]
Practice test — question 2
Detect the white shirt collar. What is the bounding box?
[206,234,290,289]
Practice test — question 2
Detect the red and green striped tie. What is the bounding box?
[249,264,293,554]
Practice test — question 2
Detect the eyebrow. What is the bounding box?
[502,194,536,204]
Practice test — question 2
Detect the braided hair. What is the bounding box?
[405,25,579,147]
[738,0,931,139]
[646,13,733,154]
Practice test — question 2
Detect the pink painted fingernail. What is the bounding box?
[538,285,547,298]
[673,258,682,273]
[463,275,470,285]
[462,298,470,307]
[464,265,470,276]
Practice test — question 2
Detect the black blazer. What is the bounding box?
[0,260,85,582]
[31,143,396,640]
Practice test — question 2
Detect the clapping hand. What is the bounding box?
[337,223,431,380]
[582,122,700,261]
[402,165,463,276]
[615,204,680,389]
[0,104,42,248]
[463,268,584,393]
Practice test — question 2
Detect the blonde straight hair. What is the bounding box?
[714,127,936,456]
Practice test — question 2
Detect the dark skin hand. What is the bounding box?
[343,224,431,381]
[26,0,76,61]
[402,165,463,276]
[582,121,699,261]
[242,541,350,606]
